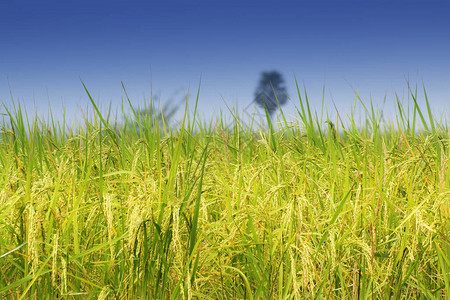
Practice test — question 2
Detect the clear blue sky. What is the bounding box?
[1,0,449,125]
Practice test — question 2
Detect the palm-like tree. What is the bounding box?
[253,71,288,117]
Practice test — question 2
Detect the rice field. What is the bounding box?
[0,83,449,299]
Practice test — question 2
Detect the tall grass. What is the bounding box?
[0,83,448,299]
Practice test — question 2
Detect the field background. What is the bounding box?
[0,86,449,299]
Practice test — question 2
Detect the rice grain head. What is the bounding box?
[27,204,39,275]
[104,193,116,260]
[52,233,59,286]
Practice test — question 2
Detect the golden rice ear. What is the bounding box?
[27,204,39,276]
[103,193,116,261]
[51,233,59,287]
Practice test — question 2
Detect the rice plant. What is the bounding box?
[0,82,448,299]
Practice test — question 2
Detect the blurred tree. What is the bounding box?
[130,95,183,136]
[116,88,185,137]
[253,71,288,117]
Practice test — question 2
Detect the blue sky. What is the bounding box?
[1,0,449,125]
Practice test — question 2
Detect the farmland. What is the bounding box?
[0,85,449,299]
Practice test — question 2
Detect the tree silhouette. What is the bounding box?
[116,91,184,137]
[253,71,288,117]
